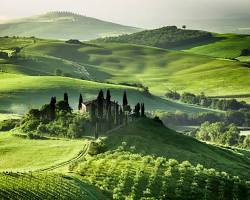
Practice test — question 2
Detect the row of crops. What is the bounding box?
[0,172,103,200]
[77,150,250,200]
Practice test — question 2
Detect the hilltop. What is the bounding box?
[96,26,214,49]
[101,118,250,178]
[0,11,141,40]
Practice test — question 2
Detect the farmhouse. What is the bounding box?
[82,99,120,117]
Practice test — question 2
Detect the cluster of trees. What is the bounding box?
[0,119,20,131]
[166,91,250,111]
[97,26,213,49]
[78,151,249,200]
[19,93,91,138]
[195,122,250,149]
[241,48,250,56]
[84,90,145,138]
[150,110,250,127]
[65,39,82,45]
[19,90,146,139]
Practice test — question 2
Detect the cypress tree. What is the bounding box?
[78,94,83,110]
[64,92,69,104]
[107,104,112,129]
[50,96,57,120]
[97,90,104,119]
[115,102,119,125]
[134,103,141,117]
[91,104,97,123]
[106,89,111,110]
[123,91,128,108]
[119,106,124,124]
[141,103,145,117]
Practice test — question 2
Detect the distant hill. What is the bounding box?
[96,26,215,49]
[0,11,141,40]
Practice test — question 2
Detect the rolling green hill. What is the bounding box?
[102,118,250,178]
[184,33,250,59]
[1,36,250,107]
[96,26,214,49]
[0,72,210,114]
[0,11,141,40]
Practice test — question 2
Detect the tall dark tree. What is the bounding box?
[49,96,57,120]
[119,106,124,124]
[78,94,83,110]
[123,91,128,108]
[97,90,104,119]
[134,103,141,117]
[107,104,112,129]
[64,92,69,104]
[114,102,119,125]
[91,104,97,123]
[141,103,145,117]
[106,89,111,110]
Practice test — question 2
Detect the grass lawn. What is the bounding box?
[0,131,86,171]
[184,34,250,58]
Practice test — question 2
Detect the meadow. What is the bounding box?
[1,36,250,108]
[0,131,87,172]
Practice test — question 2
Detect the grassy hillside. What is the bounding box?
[0,131,87,171]
[0,11,141,40]
[1,36,250,103]
[102,118,250,178]
[0,73,209,114]
[96,26,214,49]
[0,172,105,200]
[184,33,250,59]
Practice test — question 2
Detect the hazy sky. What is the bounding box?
[1,0,250,28]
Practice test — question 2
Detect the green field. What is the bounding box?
[1,36,250,108]
[0,72,211,114]
[184,34,250,59]
[0,131,87,171]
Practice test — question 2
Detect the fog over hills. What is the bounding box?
[0,11,141,40]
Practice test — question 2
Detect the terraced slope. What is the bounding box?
[0,172,106,200]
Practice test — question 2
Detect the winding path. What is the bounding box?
[35,141,91,172]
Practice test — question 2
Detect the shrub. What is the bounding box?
[20,120,40,133]
[55,68,63,76]
[0,119,19,131]
[88,138,107,155]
